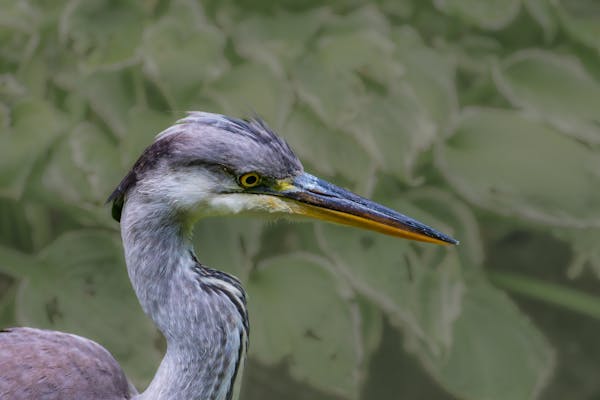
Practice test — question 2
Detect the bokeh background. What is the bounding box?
[1,0,600,399]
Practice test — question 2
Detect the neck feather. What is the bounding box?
[121,192,248,400]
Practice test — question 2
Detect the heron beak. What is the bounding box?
[265,173,459,245]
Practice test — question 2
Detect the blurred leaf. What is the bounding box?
[316,221,465,355]
[403,187,484,269]
[442,34,502,83]
[141,6,228,107]
[357,297,384,361]
[348,84,437,184]
[377,0,414,19]
[255,221,324,260]
[410,284,555,400]
[0,0,38,33]
[0,0,39,66]
[523,0,558,41]
[0,74,26,104]
[316,191,553,399]
[433,0,521,30]
[0,103,8,129]
[491,271,600,320]
[120,106,174,166]
[248,253,362,399]
[437,108,600,228]
[0,198,33,252]
[494,50,600,144]
[14,230,160,387]
[552,228,600,280]
[293,54,365,128]
[62,70,136,137]
[206,62,294,130]
[0,245,36,279]
[315,28,400,87]
[60,0,145,69]
[30,121,120,226]
[553,0,600,54]
[325,5,391,35]
[0,277,17,328]
[193,217,264,282]
[392,27,459,134]
[283,106,372,182]
[23,202,78,252]
[292,13,401,128]
[232,8,329,75]
[16,53,51,99]
[0,99,67,199]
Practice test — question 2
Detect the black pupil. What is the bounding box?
[244,175,257,185]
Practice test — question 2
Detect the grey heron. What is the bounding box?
[0,112,457,400]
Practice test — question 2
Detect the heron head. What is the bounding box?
[109,112,457,245]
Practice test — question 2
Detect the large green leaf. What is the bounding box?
[59,0,145,69]
[314,29,400,87]
[412,285,555,400]
[553,0,600,53]
[0,74,26,105]
[0,276,17,328]
[523,0,558,40]
[0,103,8,129]
[206,62,294,131]
[0,244,36,279]
[433,0,521,30]
[0,0,38,33]
[141,5,228,108]
[0,99,67,199]
[66,70,136,137]
[293,54,366,129]
[29,121,121,226]
[494,50,600,144]
[0,198,33,252]
[437,108,600,228]
[0,0,39,66]
[347,85,437,184]
[14,230,161,388]
[282,106,373,183]
[317,218,553,400]
[491,271,600,320]
[15,54,51,100]
[324,5,391,35]
[292,18,401,128]
[232,8,329,74]
[392,27,459,135]
[193,217,264,283]
[247,253,365,399]
[119,106,174,166]
[552,228,600,280]
[316,219,465,354]
[401,187,484,269]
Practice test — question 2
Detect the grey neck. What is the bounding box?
[121,192,247,400]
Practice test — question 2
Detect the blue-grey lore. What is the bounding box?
[0,112,458,400]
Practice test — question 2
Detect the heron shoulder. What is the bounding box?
[0,327,136,400]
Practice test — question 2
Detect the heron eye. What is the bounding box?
[239,172,261,188]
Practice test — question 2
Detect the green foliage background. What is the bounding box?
[1,0,599,399]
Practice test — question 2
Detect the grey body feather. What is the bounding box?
[0,328,136,400]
